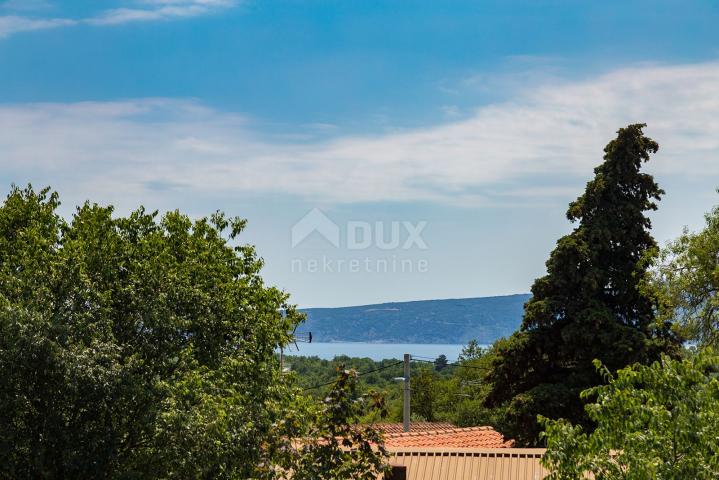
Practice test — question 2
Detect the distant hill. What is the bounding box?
[299,294,531,344]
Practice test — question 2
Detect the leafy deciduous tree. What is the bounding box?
[289,369,390,480]
[0,186,388,480]
[650,201,719,347]
[541,350,719,479]
[412,369,438,421]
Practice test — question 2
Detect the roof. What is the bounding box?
[376,422,457,435]
[385,426,515,449]
[387,447,548,480]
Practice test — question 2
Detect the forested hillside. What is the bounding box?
[300,294,530,344]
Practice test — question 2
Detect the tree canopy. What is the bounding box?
[650,201,719,347]
[485,124,681,445]
[0,186,387,480]
[541,350,719,479]
[290,369,390,480]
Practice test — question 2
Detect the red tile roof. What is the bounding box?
[385,426,515,449]
[376,422,457,435]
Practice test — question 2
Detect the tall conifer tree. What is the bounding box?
[486,124,680,445]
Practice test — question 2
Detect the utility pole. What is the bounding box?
[403,353,410,433]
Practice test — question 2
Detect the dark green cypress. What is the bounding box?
[486,124,681,446]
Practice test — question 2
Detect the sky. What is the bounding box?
[1,0,719,307]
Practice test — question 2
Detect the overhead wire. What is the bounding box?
[300,360,404,391]
[300,353,491,392]
[411,357,492,371]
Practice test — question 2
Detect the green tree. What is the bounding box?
[412,369,438,421]
[290,369,390,480]
[434,354,449,371]
[541,350,719,479]
[458,339,484,362]
[650,200,719,347]
[448,339,510,429]
[485,125,680,445]
[0,186,387,479]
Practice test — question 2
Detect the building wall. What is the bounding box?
[388,448,548,480]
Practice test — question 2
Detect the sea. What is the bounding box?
[281,342,469,361]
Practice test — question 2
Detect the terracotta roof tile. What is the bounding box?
[384,426,515,449]
[375,422,456,435]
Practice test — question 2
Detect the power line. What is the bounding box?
[300,354,491,392]
[301,360,404,391]
[411,357,492,371]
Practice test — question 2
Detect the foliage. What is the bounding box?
[541,350,719,480]
[288,354,441,423]
[485,124,681,445]
[0,186,388,480]
[650,200,719,347]
[458,339,485,362]
[448,337,516,429]
[412,369,439,421]
[288,343,505,430]
[288,355,406,401]
[434,354,448,371]
[290,369,390,480]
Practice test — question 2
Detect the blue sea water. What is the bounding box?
[282,342,470,361]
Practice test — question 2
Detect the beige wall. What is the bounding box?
[388,448,548,480]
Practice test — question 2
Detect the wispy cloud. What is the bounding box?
[0,14,75,37]
[0,0,237,38]
[89,0,237,25]
[1,62,718,210]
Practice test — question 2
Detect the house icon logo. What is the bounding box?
[291,208,340,248]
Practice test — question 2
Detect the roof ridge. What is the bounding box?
[385,425,497,438]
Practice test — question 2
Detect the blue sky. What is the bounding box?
[1,0,719,307]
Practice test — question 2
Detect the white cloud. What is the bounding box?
[0,0,237,37]
[1,62,719,209]
[0,14,75,37]
[90,0,237,25]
